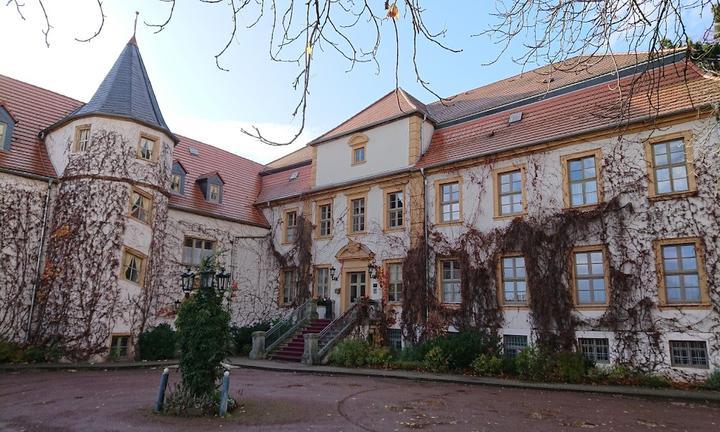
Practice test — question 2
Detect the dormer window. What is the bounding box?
[209,184,221,203]
[170,162,187,194]
[196,172,224,204]
[0,106,15,151]
[137,134,158,162]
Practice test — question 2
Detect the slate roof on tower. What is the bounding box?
[44,37,177,142]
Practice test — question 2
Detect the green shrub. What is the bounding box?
[501,355,518,375]
[0,339,22,363]
[421,330,500,370]
[230,322,271,356]
[636,372,671,388]
[393,360,423,371]
[138,324,178,360]
[329,340,370,367]
[471,354,503,377]
[704,369,720,391]
[396,345,426,362]
[176,284,232,398]
[423,346,449,373]
[554,352,588,383]
[22,344,62,363]
[515,346,554,381]
[366,346,392,367]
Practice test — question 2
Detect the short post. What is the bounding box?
[249,331,266,360]
[155,368,169,412]
[301,333,319,365]
[219,370,230,417]
[309,300,319,320]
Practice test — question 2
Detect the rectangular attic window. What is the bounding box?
[189,147,200,156]
[508,112,523,124]
[289,171,300,181]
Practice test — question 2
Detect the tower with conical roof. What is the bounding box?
[36,37,175,360]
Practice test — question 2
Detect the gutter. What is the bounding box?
[26,178,54,342]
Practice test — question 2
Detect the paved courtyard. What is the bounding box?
[0,368,718,431]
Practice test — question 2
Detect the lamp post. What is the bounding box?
[180,268,196,297]
[179,266,232,297]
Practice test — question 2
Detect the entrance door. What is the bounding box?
[348,271,366,305]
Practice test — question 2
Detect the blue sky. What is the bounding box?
[0,1,712,163]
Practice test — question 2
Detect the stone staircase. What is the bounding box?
[269,319,332,362]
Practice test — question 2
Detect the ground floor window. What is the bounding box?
[670,340,709,368]
[503,334,527,358]
[440,259,461,304]
[281,269,298,306]
[578,338,610,364]
[387,262,403,303]
[110,335,130,358]
[315,267,330,298]
[388,328,403,350]
[348,271,367,304]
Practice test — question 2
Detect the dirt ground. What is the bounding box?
[0,367,718,431]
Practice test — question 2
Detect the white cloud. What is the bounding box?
[169,116,317,164]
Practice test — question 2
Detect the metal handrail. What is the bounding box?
[316,303,361,360]
[265,298,313,353]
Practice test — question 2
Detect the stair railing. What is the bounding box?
[316,302,362,361]
[265,298,314,354]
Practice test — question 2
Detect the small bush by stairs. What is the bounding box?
[269,319,332,362]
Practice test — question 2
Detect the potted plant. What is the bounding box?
[316,297,332,319]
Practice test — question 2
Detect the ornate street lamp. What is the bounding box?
[216,267,231,292]
[199,268,215,290]
[180,268,196,295]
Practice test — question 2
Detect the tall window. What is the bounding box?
[567,155,599,206]
[0,122,6,146]
[285,210,298,243]
[352,146,366,164]
[660,242,702,304]
[171,173,182,193]
[387,191,404,229]
[497,169,523,216]
[573,250,607,305]
[282,269,298,305]
[75,125,91,152]
[351,197,366,233]
[138,136,157,161]
[439,181,460,223]
[387,262,403,302]
[348,271,366,303]
[388,328,403,350]
[315,267,330,298]
[501,256,526,305]
[579,338,609,364]
[318,203,332,237]
[110,335,130,358]
[670,340,708,368]
[183,237,215,265]
[122,250,144,284]
[650,138,690,195]
[503,335,527,358]
[208,184,221,203]
[440,259,461,304]
[129,190,152,223]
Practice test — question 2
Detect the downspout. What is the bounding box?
[26,178,54,343]
[418,113,430,335]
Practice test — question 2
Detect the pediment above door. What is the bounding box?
[335,240,374,261]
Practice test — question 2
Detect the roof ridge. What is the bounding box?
[264,145,312,168]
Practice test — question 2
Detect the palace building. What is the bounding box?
[1,37,718,376]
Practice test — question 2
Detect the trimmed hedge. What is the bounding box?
[138,323,178,360]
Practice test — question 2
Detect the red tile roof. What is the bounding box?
[256,163,313,204]
[0,74,81,178]
[264,145,312,170]
[417,62,720,168]
[170,136,268,227]
[0,73,268,227]
[309,88,428,144]
[426,53,656,124]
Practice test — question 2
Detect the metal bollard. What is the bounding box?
[219,370,230,417]
[155,368,170,412]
